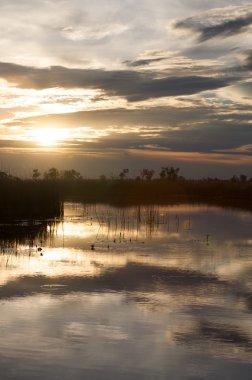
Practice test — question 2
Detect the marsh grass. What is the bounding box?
[61,178,252,211]
[1,176,252,222]
[0,179,63,220]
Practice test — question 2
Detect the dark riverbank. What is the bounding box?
[61,178,252,210]
[0,178,63,220]
[1,176,252,219]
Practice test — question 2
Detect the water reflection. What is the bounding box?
[1,203,252,379]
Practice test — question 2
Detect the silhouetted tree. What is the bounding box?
[231,174,248,183]
[119,168,129,180]
[99,174,107,180]
[44,167,60,180]
[230,175,239,182]
[140,168,155,180]
[239,174,247,182]
[0,171,16,181]
[61,169,82,180]
[0,171,9,180]
[159,166,180,180]
[32,168,41,180]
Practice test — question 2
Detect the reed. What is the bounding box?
[0,178,63,220]
[1,175,252,221]
[60,178,252,211]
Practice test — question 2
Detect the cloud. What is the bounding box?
[4,103,251,157]
[0,1,251,179]
[124,57,167,67]
[0,140,33,149]
[60,23,129,41]
[0,0,188,67]
[174,5,252,42]
[0,61,236,102]
[244,51,252,70]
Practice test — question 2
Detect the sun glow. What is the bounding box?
[28,127,71,146]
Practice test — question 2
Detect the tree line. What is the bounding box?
[0,166,251,183]
[28,166,252,183]
[1,165,252,215]
[30,166,182,181]
[0,165,251,183]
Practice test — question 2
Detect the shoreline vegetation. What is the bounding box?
[0,167,252,219]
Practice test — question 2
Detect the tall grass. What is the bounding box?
[1,176,252,220]
[0,178,63,220]
[60,178,252,210]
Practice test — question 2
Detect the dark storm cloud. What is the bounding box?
[0,61,235,101]
[174,6,252,42]
[9,106,214,128]
[73,124,252,155]
[124,57,167,67]
[244,51,252,70]
[160,124,252,154]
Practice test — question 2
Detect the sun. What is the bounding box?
[28,127,70,146]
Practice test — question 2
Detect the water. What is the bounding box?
[0,203,252,379]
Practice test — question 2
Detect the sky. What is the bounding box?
[0,0,252,178]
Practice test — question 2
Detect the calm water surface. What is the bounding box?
[1,203,252,379]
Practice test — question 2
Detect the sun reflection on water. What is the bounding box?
[1,203,252,378]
